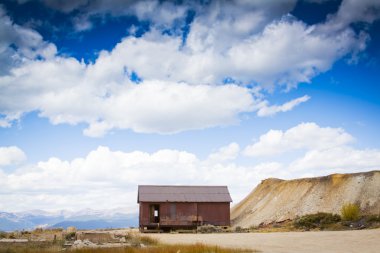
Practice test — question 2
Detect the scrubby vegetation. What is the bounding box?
[0,242,253,253]
[247,208,379,232]
[0,241,63,253]
[65,232,77,241]
[0,232,7,239]
[294,212,341,230]
[341,203,360,221]
[291,208,380,231]
[197,224,225,233]
[129,234,159,247]
[0,230,254,253]
[72,244,253,253]
[365,214,380,223]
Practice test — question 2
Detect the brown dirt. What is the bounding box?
[149,228,380,253]
[231,170,380,228]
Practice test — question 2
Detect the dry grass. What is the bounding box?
[0,243,254,253]
[341,203,360,221]
[0,233,254,253]
[70,244,254,253]
[135,235,159,245]
[0,241,62,253]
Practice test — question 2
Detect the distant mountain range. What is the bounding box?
[0,208,138,231]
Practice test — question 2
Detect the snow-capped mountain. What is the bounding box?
[0,208,138,231]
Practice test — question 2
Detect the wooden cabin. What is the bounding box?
[137,185,232,232]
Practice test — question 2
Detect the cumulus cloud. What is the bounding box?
[257,95,310,117]
[0,146,266,212]
[207,142,240,163]
[0,146,26,167]
[31,0,296,32]
[243,122,354,157]
[323,0,380,31]
[2,123,380,212]
[290,146,380,173]
[115,15,364,89]
[242,122,380,176]
[228,18,362,89]
[0,0,378,135]
[0,7,56,75]
[0,62,256,136]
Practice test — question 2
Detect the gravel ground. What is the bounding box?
[149,228,380,253]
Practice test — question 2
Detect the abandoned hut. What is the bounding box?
[137,185,232,231]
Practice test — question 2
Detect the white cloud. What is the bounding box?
[0,1,377,136]
[0,112,22,128]
[1,123,379,212]
[243,122,354,157]
[0,17,359,136]
[290,147,380,173]
[257,95,310,117]
[0,146,26,167]
[243,122,380,176]
[114,16,363,89]
[226,18,362,89]
[323,0,380,31]
[72,14,93,32]
[95,81,255,135]
[35,0,296,32]
[0,6,259,136]
[0,146,265,212]
[207,142,240,163]
[0,7,57,75]
[39,0,89,13]
[0,63,256,136]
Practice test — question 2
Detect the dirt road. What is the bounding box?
[150,229,380,253]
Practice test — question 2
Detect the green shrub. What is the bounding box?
[294,212,341,229]
[366,214,380,222]
[20,230,31,235]
[341,203,360,221]
[0,231,7,239]
[64,232,76,240]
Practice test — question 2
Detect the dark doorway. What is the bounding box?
[150,204,160,223]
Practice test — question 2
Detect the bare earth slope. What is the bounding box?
[231,170,380,227]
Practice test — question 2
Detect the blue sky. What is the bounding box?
[0,0,379,213]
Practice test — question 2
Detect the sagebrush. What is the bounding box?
[294,212,341,229]
[341,203,360,221]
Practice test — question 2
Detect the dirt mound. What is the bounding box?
[231,170,380,228]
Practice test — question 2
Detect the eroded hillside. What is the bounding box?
[231,171,380,228]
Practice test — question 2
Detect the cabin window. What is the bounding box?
[170,203,176,219]
[150,204,160,223]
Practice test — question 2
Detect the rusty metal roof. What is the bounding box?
[137,185,232,203]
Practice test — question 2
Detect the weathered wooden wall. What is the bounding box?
[139,202,230,230]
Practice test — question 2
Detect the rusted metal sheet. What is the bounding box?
[138,185,232,203]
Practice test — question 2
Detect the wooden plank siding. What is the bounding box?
[139,202,230,229]
[138,185,232,231]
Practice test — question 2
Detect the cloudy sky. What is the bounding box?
[0,0,380,214]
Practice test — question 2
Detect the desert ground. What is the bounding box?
[149,228,380,253]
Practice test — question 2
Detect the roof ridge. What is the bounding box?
[138,185,228,187]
